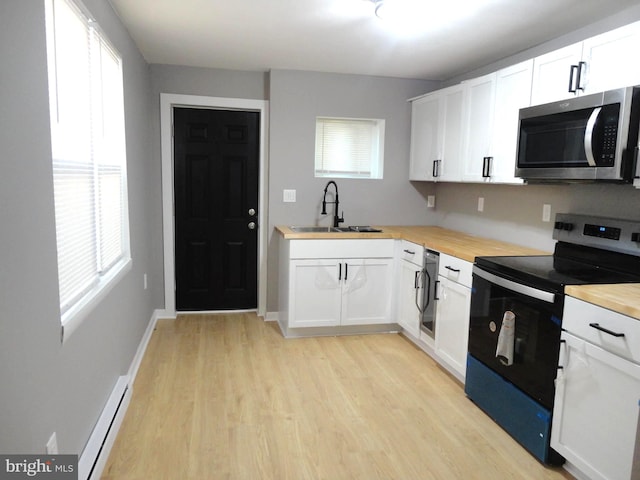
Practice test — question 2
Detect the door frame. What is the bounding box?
[160,93,269,317]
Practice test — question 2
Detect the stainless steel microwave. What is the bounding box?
[515,86,640,182]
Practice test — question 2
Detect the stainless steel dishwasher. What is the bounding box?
[419,249,439,338]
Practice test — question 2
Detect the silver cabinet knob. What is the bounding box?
[248,222,256,230]
[248,208,256,216]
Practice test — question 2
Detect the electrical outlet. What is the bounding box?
[427,195,435,208]
[283,189,296,203]
[542,204,551,222]
[477,197,484,212]
[46,432,58,455]
[143,273,148,290]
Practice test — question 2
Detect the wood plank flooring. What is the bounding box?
[102,313,574,479]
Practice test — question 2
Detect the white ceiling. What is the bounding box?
[108,0,640,80]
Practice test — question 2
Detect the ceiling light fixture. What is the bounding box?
[370,0,430,24]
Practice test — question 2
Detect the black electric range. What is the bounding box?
[475,214,640,294]
[466,213,640,465]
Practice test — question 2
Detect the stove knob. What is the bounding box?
[562,222,574,231]
[554,221,564,230]
[632,232,640,243]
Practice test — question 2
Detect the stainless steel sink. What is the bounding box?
[289,226,341,233]
[289,225,382,233]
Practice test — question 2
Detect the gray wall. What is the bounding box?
[267,70,438,310]
[430,3,640,253]
[0,0,161,456]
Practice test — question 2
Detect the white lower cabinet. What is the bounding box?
[551,297,640,480]
[434,254,472,381]
[282,239,395,330]
[396,241,425,338]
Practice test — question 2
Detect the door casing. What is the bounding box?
[160,93,269,317]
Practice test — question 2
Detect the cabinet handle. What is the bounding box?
[482,157,492,178]
[568,64,578,93]
[414,270,420,289]
[338,263,342,281]
[589,323,625,338]
[445,265,460,273]
[345,263,348,281]
[404,249,415,255]
[432,159,441,178]
[434,280,440,301]
[576,61,586,91]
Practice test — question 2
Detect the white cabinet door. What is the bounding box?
[438,84,465,182]
[531,42,583,105]
[434,276,471,380]
[582,22,640,94]
[552,331,640,480]
[410,93,442,181]
[462,73,496,182]
[342,258,394,326]
[397,259,422,337]
[289,259,342,328]
[489,60,532,183]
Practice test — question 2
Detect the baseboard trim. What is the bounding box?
[265,311,279,322]
[127,309,164,384]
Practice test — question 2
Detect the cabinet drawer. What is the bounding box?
[564,296,640,363]
[290,239,395,259]
[438,253,472,287]
[400,240,424,266]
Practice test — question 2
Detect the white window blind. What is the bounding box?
[315,117,385,179]
[45,0,130,331]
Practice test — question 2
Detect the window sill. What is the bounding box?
[60,257,132,344]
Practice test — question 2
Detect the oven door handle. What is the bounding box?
[473,266,556,304]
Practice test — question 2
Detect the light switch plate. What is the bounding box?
[542,204,551,222]
[283,189,296,203]
[427,195,435,208]
[477,197,484,212]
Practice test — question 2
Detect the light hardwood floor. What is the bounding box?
[102,313,574,479]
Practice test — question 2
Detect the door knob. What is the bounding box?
[248,222,256,230]
[248,208,256,216]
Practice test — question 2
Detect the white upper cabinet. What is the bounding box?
[489,60,533,183]
[439,84,465,182]
[532,22,640,105]
[531,42,583,105]
[462,61,532,183]
[409,92,441,181]
[582,22,640,94]
[461,72,496,182]
[409,84,464,182]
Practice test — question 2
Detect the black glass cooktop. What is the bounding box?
[475,242,640,293]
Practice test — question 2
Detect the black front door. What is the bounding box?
[173,107,259,311]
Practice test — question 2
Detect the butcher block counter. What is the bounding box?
[565,284,640,321]
[276,225,548,262]
[277,225,640,320]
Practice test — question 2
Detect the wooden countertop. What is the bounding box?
[277,225,640,320]
[276,225,549,262]
[565,284,640,321]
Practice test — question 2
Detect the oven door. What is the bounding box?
[468,266,564,410]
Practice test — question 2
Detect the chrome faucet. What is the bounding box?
[321,180,344,228]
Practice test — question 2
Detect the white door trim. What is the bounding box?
[160,93,269,317]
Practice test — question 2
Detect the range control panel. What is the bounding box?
[553,213,640,254]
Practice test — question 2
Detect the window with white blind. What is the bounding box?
[45,0,130,340]
[315,117,385,179]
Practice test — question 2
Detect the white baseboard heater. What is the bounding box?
[78,375,132,480]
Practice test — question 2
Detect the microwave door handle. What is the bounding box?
[584,106,601,167]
